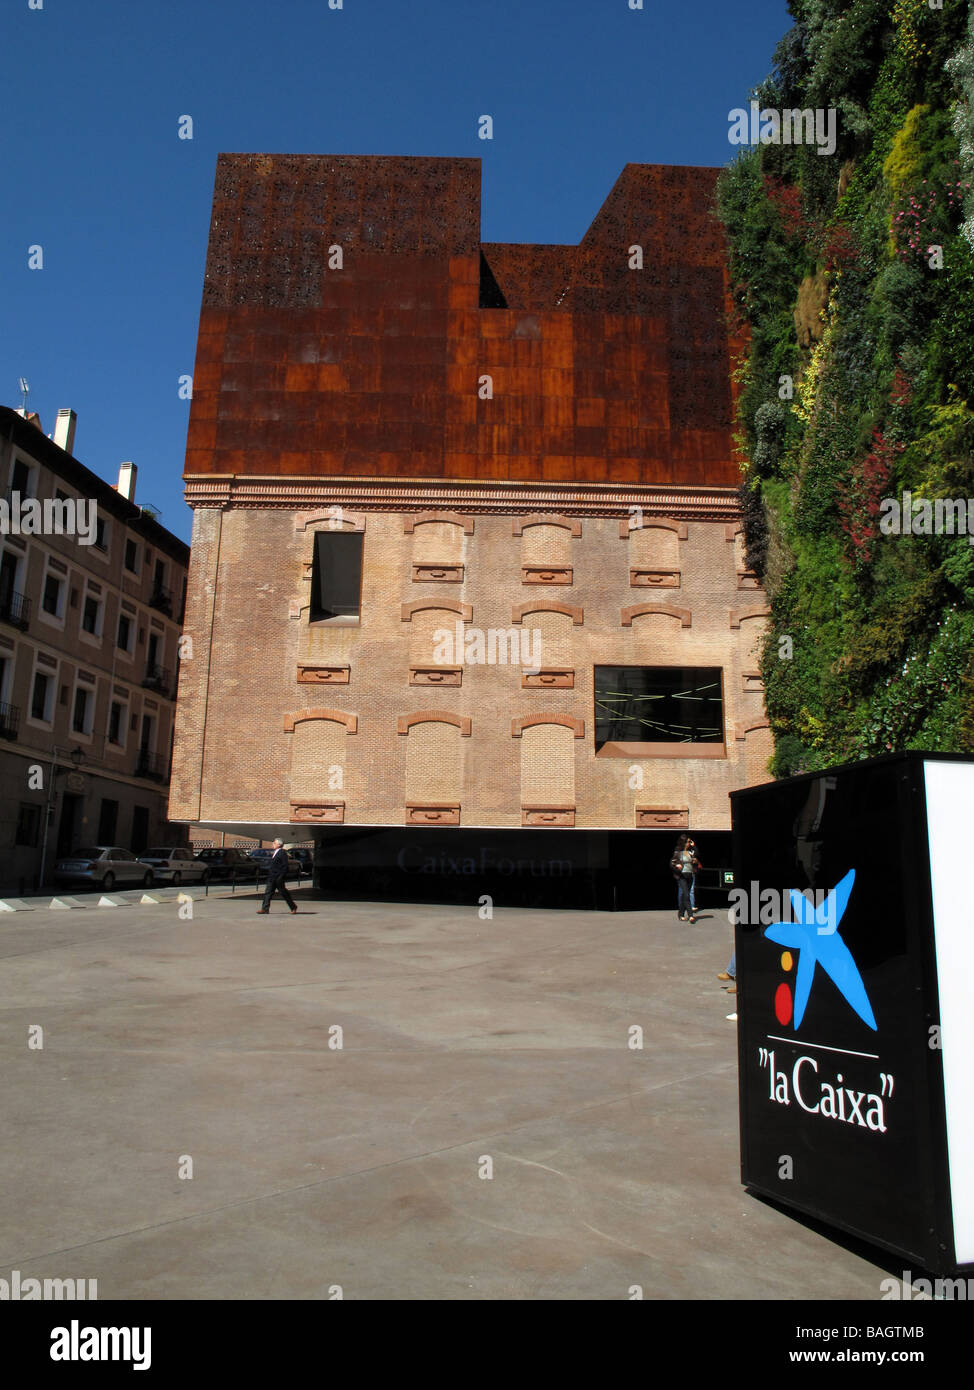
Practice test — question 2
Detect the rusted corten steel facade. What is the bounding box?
[171,153,770,876]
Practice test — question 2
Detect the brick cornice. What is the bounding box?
[183,474,741,521]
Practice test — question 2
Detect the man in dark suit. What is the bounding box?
[257,839,297,914]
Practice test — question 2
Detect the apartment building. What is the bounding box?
[0,405,190,895]
[170,155,771,907]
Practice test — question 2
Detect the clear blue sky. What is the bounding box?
[3,0,790,544]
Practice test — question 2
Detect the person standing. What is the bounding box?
[257,839,297,915]
[669,834,699,923]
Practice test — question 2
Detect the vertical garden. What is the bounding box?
[717,0,974,774]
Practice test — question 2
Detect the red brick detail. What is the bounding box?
[630,569,680,588]
[290,800,345,823]
[621,603,691,628]
[522,566,573,585]
[406,802,461,825]
[735,718,771,742]
[410,666,462,686]
[512,514,582,537]
[724,523,742,542]
[398,711,472,735]
[296,665,349,684]
[296,511,366,532]
[512,714,584,738]
[404,511,474,534]
[522,669,574,688]
[737,571,762,590]
[729,605,770,629]
[284,708,358,733]
[635,806,689,828]
[742,671,764,694]
[401,600,472,622]
[620,517,688,539]
[412,562,464,583]
[522,805,576,826]
[512,600,583,625]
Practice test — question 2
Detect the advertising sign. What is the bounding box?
[731,753,973,1277]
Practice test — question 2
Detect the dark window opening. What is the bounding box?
[42,574,61,615]
[117,615,132,650]
[97,798,119,845]
[124,538,138,572]
[310,531,363,622]
[478,251,508,309]
[94,516,107,550]
[82,596,99,634]
[594,666,725,754]
[31,672,50,722]
[72,686,89,734]
[16,803,42,848]
[108,702,123,744]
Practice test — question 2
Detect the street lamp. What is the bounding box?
[37,746,85,891]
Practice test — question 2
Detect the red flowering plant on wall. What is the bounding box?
[823,222,859,272]
[763,175,818,248]
[838,428,903,568]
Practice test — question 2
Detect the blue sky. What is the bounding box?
[4,0,790,544]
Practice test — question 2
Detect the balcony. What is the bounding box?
[0,588,31,631]
[147,584,173,617]
[134,749,168,782]
[0,701,20,740]
[142,664,171,696]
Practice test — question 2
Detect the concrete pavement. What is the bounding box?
[0,889,906,1299]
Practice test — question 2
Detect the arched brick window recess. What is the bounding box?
[621,603,692,629]
[401,600,473,623]
[295,511,367,533]
[729,606,770,629]
[735,718,771,742]
[619,517,688,540]
[512,601,583,626]
[404,511,474,535]
[284,709,358,733]
[398,711,472,736]
[512,514,582,537]
[512,714,584,738]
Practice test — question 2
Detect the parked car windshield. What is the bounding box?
[143,848,174,858]
[69,847,104,859]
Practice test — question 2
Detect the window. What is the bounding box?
[31,671,52,722]
[93,514,109,552]
[82,594,102,636]
[8,458,31,499]
[73,685,91,734]
[594,667,725,756]
[124,538,139,573]
[16,804,42,848]
[117,614,133,652]
[310,531,363,622]
[42,572,64,619]
[108,701,126,745]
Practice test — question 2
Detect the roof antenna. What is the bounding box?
[18,377,30,414]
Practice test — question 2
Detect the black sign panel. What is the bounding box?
[731,755,957,1274]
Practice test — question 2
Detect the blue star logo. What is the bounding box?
[764,870,877,1031]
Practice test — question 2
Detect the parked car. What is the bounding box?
[248,848,302,878]
[192,848,256,881]
[290,848,314,872]
[137,847,210,885]
[53,846,155,892]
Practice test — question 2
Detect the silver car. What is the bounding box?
[137,847,210,885]
[53,846,155,892]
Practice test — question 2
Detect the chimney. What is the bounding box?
[53,408,77,454]
[117,461,137,501]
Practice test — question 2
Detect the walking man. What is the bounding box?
[257,839,297,914]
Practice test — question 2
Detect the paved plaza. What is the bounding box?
[1,887,905,1300]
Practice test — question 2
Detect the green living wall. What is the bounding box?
[716,0,974,774]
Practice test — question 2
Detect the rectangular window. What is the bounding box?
[94,515,108,551]
[31,671,51,722]
[9,458,30,497]
[310,531,363,622]
[82,594,100,635]
[124,538,138,572]
[108,701,124,745]
[42,573,63,617]
[16,804,42,848]
[72,685,89,734]
[117,614,132,651]
[594,666,725,757]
